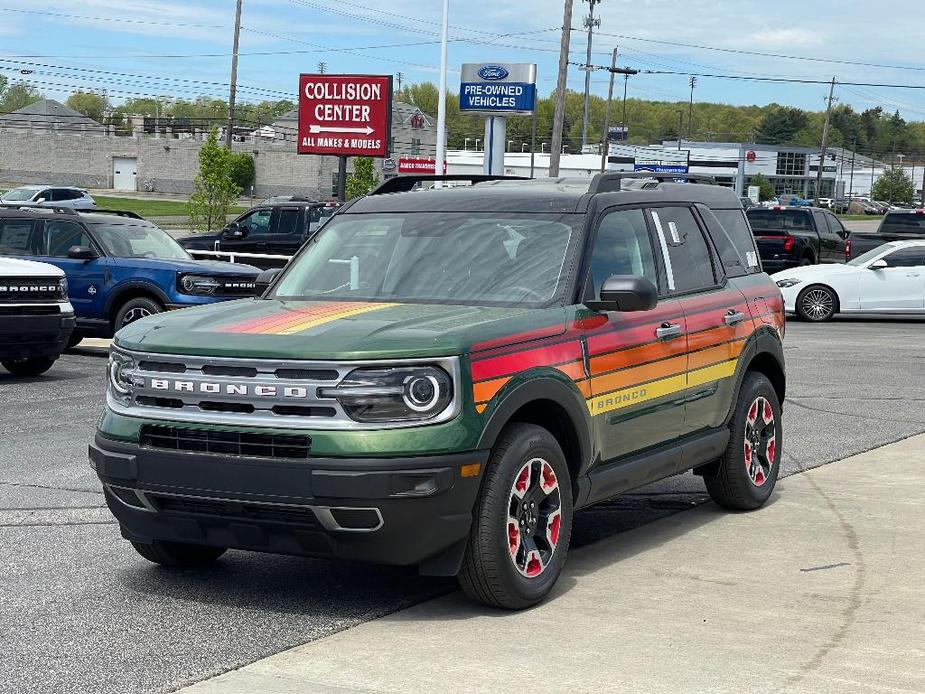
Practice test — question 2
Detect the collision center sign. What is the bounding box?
[298,74,392,157]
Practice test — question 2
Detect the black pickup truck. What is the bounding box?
[746,207,849,271]
[846,209,925,260]
[177,199,340,269]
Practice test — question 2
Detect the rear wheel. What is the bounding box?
[114,296,162,330]
[795,284,837,321]
[458,423,572,610]
[131,539,226,568]
[1,357,55,376]
[704,372,781,510]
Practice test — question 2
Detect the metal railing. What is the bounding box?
[187,249,292,264]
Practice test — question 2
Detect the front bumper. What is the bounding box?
[90,434,487,569]
[0,311,75,359]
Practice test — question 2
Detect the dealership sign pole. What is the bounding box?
[298,74,393,201]
[459,63,536,176]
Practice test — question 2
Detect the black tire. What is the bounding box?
[67,330,84,349]
[704,372,782,510]
[114,296,162,331]
[130,539,226,568]
[1,356,55,376]
[795,284,838,322]
[458,423,573,610]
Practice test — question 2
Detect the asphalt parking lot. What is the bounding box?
[2,318,925,694]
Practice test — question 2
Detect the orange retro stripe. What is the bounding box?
[217,302,394,335]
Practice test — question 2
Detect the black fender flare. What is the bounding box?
[723,325,786,426]
[476,375,593,478]
[104,281,171,317]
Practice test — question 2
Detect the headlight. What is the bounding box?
[320,365,453,423]
[59,277,68,299]
[179,274,220,295]
[775,278,802,288]
[108,351,137,404]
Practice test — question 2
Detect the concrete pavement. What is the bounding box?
[180,433,925,694]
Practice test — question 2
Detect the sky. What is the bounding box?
[1,0,924,121]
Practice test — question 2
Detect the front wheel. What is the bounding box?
[458,423,573,610]
[795,285,837,321]
[704,372,782,510]
[1,356,55,376]
[114,296,163,330]
[131,539,226,568]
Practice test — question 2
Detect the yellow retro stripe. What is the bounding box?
[586,358,738,416]
[271,303,395,335]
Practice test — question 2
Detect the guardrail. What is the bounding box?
[187,249,293,263]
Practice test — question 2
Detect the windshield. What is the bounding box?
[880,213,925,234]
[89,222,192,260]
[746,209,811,233]
[271,212,579,307]
[848,245,895,266]
[1,188,40,201]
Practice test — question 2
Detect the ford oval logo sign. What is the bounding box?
[478,65,509,81]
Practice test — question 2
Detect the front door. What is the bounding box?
[859,246,925,311]
[584,207,687,463]
[35,220,109,319]
[221,208,272,256]
[263,206,305,258]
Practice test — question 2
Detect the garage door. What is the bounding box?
[112,157,137,191]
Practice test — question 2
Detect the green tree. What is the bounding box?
[755,107,807,144]
[229,152,256,192]
[188,129,241,232]
[871,168,915,204]
[0,82,41,112]
[749,173,776,202]
[345,157,379,199]
[66,91,109,122]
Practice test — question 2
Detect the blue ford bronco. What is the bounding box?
[0,205,261,346]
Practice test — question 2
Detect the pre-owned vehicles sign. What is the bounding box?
[298,74,393,157]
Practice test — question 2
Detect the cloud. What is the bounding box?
[736,28,818,49]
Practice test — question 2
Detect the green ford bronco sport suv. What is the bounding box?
[90,173,786,609]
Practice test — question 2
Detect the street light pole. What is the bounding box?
[434,0,449,186]
[549,0,574,177]
[225,0,243,149]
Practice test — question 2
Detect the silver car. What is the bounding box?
[0,185,96,210]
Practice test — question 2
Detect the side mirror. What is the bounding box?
[222,222,246,240]
[587,275,658,313]
[869,259,888,270]
[35,197,47,204]
[67,245,99,261]
[255,267,282,295]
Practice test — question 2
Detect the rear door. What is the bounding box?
[649,206,747,436]
[584,206,685,463]
[813,209,842,262]
[263,206,305,258]
[858,246,925,311]
[33,220,109,318]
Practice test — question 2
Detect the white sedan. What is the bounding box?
[772,240,925,321]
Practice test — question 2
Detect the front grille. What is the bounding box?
[150,493,320,526]
[140,424,311,459]
[0,305,60,316]
[0,277,63,302]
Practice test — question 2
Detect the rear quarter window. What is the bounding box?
[706,208,762,275]
[746,209,812,232]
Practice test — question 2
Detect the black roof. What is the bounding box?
[346,175,744,215]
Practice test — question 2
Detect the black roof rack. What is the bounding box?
[77,209,144,219]
[588,172,716,193]
[0,203,78,215]
[369,174,529,196]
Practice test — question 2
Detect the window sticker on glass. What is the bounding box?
[667,221,681,244]
[746,251,759,268]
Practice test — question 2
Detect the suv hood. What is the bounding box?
[113,257,260,276]
[0,256,64,277]
[114,299,567,360]
[770,264,859,281]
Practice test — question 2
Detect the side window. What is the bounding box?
[36,189,52,202]
[712,209,761,274]
[824,212,846,238]
[239,209,272,235]
[882,247,925,268]
[274,208,301,236]
[0,220,36,255]
[43,221,93,257]
[586,209,658,300]
[812,210,832,235]
[650,207,718,294]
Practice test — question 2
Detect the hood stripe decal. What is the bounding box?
[217,302,395,335]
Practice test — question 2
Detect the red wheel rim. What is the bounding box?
[745,396,777,487]
[507,458,562,578]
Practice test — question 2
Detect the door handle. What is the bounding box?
[656,322,682,340]
[724,310,746,326]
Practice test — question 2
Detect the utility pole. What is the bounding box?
[549,0,574,177]
[434,0,449,186]
[813,76,837,206]
[598,51,638,173]
[677,111,683,150]
[580,0,601,150]
[225,0,243,149]
[687,76,697,139]
[396,72,403,92]
[317,61,327,74]
[848,137,856,210]
[621,73,628,134]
